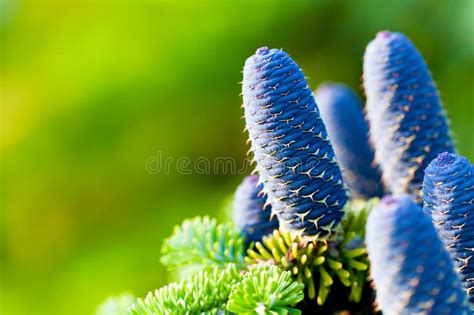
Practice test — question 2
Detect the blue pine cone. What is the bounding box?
[233,175,279,244]
[363,31,455,199]
[423,152,474,304]
[242,47,347,238]
[314,83,383,199]
[366,195,470,314]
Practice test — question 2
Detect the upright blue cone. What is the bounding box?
[363,31,455,200]
[242,47,347,238]
[423,152,474,305]
[233,175,279,244]
[315,83,383,199]
[366,195,470,314]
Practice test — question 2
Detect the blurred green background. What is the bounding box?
[0,0,473,314]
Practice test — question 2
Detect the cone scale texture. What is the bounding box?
[242,47,347,237]
[233,175,279,244]
[315,83,383,199]
[366,196,470,314]
[363,31,454,199]
[423,152,474,305]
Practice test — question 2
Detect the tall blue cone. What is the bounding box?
[366,195,470,314]
[363,31,455,200]
[242,47,348,238]
[233,175,279,244]
[314,83,383,199]
[423,152,474,305]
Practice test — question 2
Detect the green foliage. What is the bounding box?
[245,199,377,306]
[129,264,242,315]
[96,294,136,315]
[161,216,246,275]
[227,265,305,315]
[103,198,376,314]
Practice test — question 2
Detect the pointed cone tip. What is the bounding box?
[256,47,270,56]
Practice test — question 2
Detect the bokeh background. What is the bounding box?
[1,0,473,314]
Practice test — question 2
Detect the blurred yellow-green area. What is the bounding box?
[0,0,473,314]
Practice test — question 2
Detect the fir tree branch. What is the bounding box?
[226,265,304,315]
[161,216,246,275]
[129,264,242,315]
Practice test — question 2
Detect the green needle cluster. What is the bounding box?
[245,200,375,306]
[129,264,242,315]
[161,216,246,275]
[227,265,305,315]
